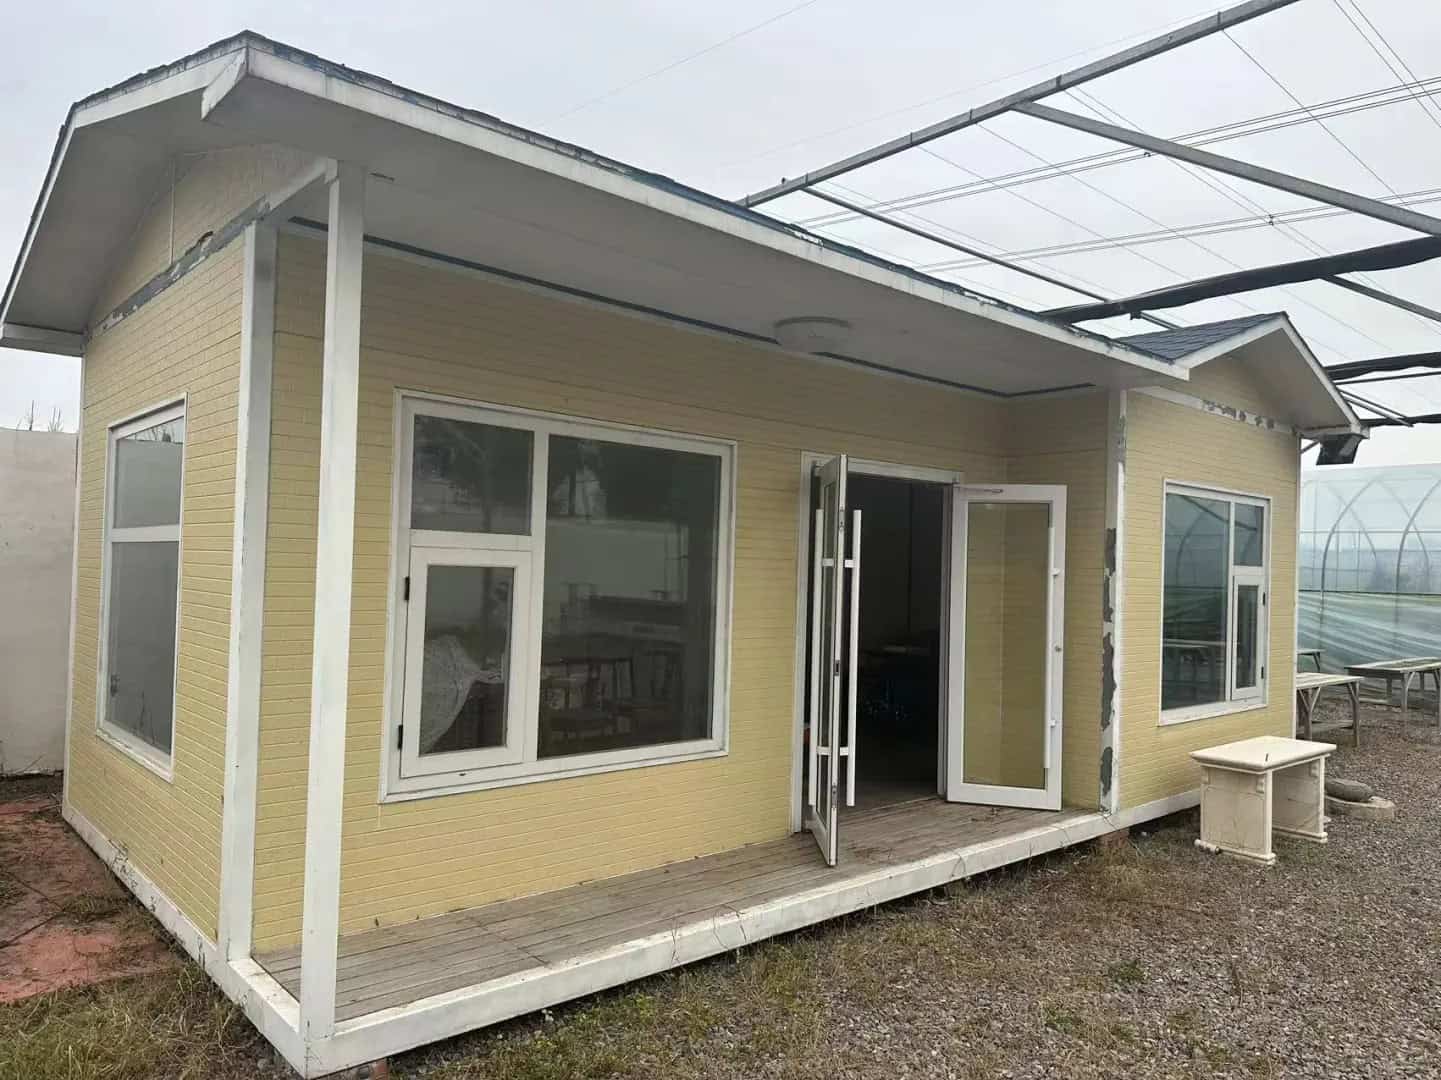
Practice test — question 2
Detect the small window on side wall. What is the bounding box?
[1161,484,1268,720]
[99,402,186,770]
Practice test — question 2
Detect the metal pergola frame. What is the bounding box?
[739,0,1441,431]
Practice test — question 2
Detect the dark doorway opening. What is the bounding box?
[804,470,946,815]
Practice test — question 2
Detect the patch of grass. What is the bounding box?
[0,964,281,1080]
[1106,959,1147,988]
[1041,1001,1083,1035]
[60,893,127,924]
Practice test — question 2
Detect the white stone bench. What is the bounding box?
[1190,736,1336,865]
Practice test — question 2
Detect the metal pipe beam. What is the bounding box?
[805,188,1181,329]
[1362,412,1441,428]
[739,0,1301,207]
[1324,277,1441,325]
[1326,350,1441,381]
[1340,389,1413,424]
[1015,102,1441,236]
[1043,235,1441,321]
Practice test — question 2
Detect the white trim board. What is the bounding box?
[60,801,306,1071]
[218,222,277,962]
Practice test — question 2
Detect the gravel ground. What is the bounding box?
[5,702,1440,1079]
[404,698,1441,1080]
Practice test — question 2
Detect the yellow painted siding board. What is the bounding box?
[1118,391,1298,809]
[253,236,1041,949]
[67,243,244,940]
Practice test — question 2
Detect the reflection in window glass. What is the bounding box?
[1235,583,1260,689]
[417,565,514,756]
[411,415,532,534]
[1234,503,1264,567]
[106,540,179,752]
[538,436,720,757]
[113,418,184,528]
[1162,493,1229,710]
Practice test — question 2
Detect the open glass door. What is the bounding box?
[807,454,857,865]
[946,485,1066,810]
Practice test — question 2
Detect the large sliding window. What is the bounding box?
[99,402,186,772]
[390,396,733,795]
[1160,483,1269,720]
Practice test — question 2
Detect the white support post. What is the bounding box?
[218,222,278,962]
[298,161,365,1042]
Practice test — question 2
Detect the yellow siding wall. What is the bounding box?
[1119,390,1298,809]
[250,235,1035,949]
[67,243,244,939]
[91,145,314,323]
[1007,393,1108,809]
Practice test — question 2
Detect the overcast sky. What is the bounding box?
[3,0,1439,464]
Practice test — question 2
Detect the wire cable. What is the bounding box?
[546,0,825,122]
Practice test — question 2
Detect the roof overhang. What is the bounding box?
[4,34,1226,400]
[1169,315,1361,434]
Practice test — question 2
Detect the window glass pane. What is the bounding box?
[539,436,721,758]
[411,415,532,534]
[114,417,184,528]
[105,540,178,753]
[1235,583,1260,690]
[1162,492,1229,710]
[1234,503,1264,567]
[417,564,515,755]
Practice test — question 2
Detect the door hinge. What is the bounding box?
[403,576,411,602]
[396,724,404,751]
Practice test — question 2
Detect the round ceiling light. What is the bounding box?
[773,317,853,355]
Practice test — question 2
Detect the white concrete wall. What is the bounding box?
[0,429,77,774]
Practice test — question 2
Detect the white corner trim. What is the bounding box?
[298,161,365,1042]
[218,222,276,963]
[61,374,84,805]
[61,801,306,1071]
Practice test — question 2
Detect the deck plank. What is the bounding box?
[257,799,1083,1021]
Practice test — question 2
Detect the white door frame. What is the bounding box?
[947,484,1067,811]
[790,454,963,832]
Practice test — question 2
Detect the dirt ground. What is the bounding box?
[0,774,174,1005]
[3,699,1440,1079]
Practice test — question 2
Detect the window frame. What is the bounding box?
[1158,481,1271,727]
[96,398,187,779]
[382,391,736,800]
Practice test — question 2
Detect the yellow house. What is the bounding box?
[0,34,1359,1076]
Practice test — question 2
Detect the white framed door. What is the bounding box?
[946,484,1066,810]
[806,454,855,865]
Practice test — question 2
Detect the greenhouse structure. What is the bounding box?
[1299,464,1441,671]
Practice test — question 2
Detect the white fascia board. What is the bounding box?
[1276,318,1361,433]
[1,322,84,355]
[1169,316,1289,372]
[217,45,1180,384]
[1,45,244,333]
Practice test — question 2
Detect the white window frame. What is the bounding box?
[96,398,187,779]
[1159,481,1271,726]
[382,392,735,799]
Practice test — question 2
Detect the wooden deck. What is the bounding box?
[257,799,1093,1023]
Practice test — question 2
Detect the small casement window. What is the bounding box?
[388,396,733,795]
[99,402,186,771]
[1160,483,1269,720]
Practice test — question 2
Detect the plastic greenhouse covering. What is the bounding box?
[1299,464,1441,672]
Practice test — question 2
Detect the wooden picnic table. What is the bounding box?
[1344,657,1441,732]
[1296,648,1323,671]
[1294,671,1362,746]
